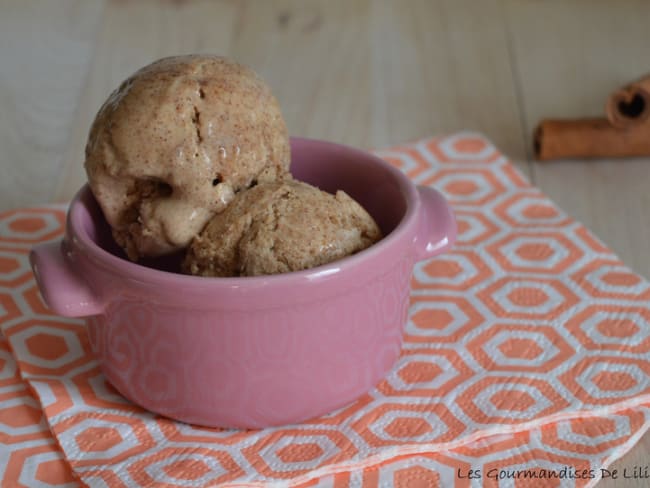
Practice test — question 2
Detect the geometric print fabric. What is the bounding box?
[0,133,649,486]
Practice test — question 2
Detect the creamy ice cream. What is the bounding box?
[184,180,382,277]
[84,55,290,261]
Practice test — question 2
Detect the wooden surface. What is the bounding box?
[0,1,648,484]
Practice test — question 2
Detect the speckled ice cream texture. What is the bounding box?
[84,55,290,261]
[184,180,383,277]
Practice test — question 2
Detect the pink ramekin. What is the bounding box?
[30,138,456,429]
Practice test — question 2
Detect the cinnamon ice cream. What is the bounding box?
[84,55,290,261]
[184,180,382,277]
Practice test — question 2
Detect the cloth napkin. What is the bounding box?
[1,133,649,487]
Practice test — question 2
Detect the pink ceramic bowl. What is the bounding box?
[30,138,456,429]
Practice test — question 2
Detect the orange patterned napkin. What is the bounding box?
[1,133,650,487]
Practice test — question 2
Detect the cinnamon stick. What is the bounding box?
[605,74,650,128]
[534,118,650,161]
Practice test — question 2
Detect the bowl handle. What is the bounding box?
[29,240,104,317]
[414,186,457,261]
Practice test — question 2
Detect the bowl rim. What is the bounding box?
[68,137,421,289]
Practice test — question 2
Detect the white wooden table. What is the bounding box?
[0,1,648,484]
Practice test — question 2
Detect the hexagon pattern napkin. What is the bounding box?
[1,133,650,487]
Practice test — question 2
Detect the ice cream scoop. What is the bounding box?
[84,55,290,261]
[184,180,383,277]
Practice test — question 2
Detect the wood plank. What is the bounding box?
[54,0,241,203]
[600,427,650,488]
[0,0,104,211]
[230,0,528,163]
[226,0,375,149]
[371,0,528,165]
[377,0,527,164]
[505,0,650,279]
[54,0,529,205]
